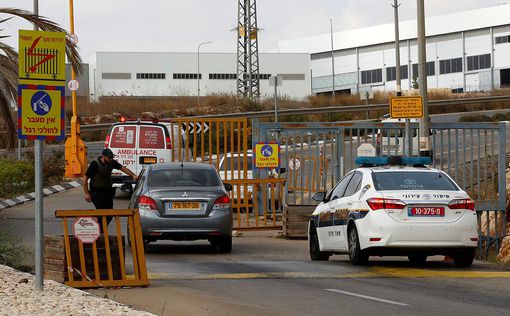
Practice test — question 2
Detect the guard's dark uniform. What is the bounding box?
[85,157,123,229]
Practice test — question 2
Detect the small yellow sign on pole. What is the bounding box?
[255,142,280,169]
[390,96,424,119]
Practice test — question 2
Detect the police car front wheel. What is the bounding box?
[309,226,330,261]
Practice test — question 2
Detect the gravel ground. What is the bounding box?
[0,265,155,316]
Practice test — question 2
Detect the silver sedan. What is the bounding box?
[129,162,233,253]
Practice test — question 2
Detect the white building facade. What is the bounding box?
[88,52,310,100]
[275,5,510,95]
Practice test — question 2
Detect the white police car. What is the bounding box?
[308,156,478,267]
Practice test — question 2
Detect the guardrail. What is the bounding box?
[68,95,510,133]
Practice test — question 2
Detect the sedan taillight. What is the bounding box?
[138,195,157,211]
[367,197,406,211]
[213,195,231,211]
[448,198,475,211]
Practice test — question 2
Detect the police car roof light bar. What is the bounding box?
[355,156,431,167]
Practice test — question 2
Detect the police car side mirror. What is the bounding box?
[224,183,233,192]
[312,192,326,202]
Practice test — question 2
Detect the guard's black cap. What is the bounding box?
[102,148,116,158]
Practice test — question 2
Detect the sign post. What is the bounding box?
[269,75,282,123]
[18,29,66,291]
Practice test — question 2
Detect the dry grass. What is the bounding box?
[71,87,510,124]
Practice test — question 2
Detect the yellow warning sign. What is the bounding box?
[18,30,66,85]
[390,96,424,119]
[254,142,280,169]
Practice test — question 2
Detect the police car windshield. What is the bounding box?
[372,171,459,191]
[148,169,221,187]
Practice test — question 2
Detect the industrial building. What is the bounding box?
[88,52,310,100]
[275,5,510,95]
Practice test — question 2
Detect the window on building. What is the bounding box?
[209,73,237,80]
[386,65,409,81]
[257,74,271,80]
[361,69,383,84]
[102,73,131,79]
[173,73,201,79]
[136,73,165,79]
[439,58,463,74]
[412,61,435,78]
[467,54,491,71]
[495,35,510,44]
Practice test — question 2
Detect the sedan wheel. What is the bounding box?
[211,236,232,253]
[348,226,368,265]
[452,249,475,267]
[309,227,329,261]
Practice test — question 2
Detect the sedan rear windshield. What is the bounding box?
[148,169,221,187]
[372,171,459,191]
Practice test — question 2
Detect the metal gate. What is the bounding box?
[254,120,509,254]
[168,117,284,230]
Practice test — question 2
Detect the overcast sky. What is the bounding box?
[1,0,507,61]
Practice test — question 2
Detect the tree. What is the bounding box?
[0,8,82,150]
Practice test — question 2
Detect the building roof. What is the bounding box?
[275,5,510,54]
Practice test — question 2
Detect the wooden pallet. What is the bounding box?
[283,204,314,238]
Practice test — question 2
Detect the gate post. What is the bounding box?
[498,122,508,240]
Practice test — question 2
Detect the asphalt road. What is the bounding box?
[1,187,510,315]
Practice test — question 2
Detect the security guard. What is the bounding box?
[83,148,138,231]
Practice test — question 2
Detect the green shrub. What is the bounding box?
[459,114,492,122]
[0,159,34,199]
[0,231,31,271]
[492,113,507,121]
[23,150,65,186]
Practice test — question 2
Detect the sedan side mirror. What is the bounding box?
[312,192,326,202]
[224,183,233,192]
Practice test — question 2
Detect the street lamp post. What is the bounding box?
[197,41,212,105]
[417,0,430,157]
[330,19,335,97]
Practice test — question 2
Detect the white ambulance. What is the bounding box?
[104,118,189,194]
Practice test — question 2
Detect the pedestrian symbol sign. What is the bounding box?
[31,91,52,115]
[254,142,280,169]
[261,144,273,157]
[18,85,65,140]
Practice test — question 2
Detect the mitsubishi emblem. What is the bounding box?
[182,192,189,197]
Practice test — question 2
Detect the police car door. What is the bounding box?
[335,172,364,251]
[317,172,353,251]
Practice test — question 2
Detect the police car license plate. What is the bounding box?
[408,207,445,217]
[170,202,200,210]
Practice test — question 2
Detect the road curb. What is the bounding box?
[0,181,82,210]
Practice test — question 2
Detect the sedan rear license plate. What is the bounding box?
[408,207,445,217]
[170,202,200,210]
